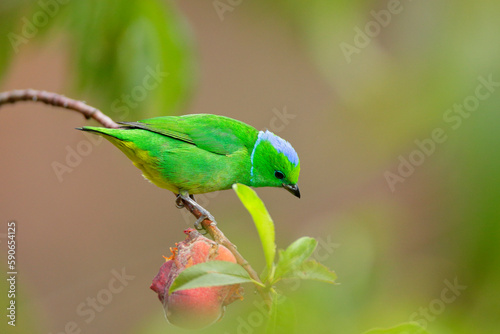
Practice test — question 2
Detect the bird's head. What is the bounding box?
[250,130,301,198]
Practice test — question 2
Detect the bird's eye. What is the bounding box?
[274,170,285,180]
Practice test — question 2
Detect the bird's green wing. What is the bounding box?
[119,114,257,155]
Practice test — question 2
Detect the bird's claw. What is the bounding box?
[175,195,185,209]
[177,193,217,231]
[194,215,217,230]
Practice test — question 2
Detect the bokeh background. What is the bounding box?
[1,1,499,333]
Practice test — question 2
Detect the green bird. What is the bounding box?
[79,114,300,225]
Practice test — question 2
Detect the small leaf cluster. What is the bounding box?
[232,183,337,287]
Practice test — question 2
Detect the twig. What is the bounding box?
[179,196,273,309]
[0,89,119,128]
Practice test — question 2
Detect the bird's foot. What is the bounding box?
[178,193,218,229]
[194,216,212,235]
[194,214,217,230]
[175,195,185,209]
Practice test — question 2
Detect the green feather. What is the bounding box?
[119,114,256,155]
[79,114,300,196]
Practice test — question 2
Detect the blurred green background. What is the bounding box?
[1,0,499,333]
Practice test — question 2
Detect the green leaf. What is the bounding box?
[233,183,276,273]
[169,261,259,294]
[283,260,337,283]
[274,237,317,280]
[362,323,430,334]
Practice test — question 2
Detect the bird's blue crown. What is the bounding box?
[251,130,299,166]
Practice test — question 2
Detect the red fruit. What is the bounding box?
[150,228,243,329]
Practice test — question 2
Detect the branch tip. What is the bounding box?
[0,89,120,129]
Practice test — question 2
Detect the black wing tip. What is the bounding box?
[76,127,104,133]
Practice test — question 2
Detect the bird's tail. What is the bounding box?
[77,126,126,140]
[77,126,146,165]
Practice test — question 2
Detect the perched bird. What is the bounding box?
[79,114,300,225]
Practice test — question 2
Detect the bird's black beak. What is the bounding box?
[282,184,301,198]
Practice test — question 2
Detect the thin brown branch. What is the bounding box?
[179,196,273,309]
[0,89,119,128]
